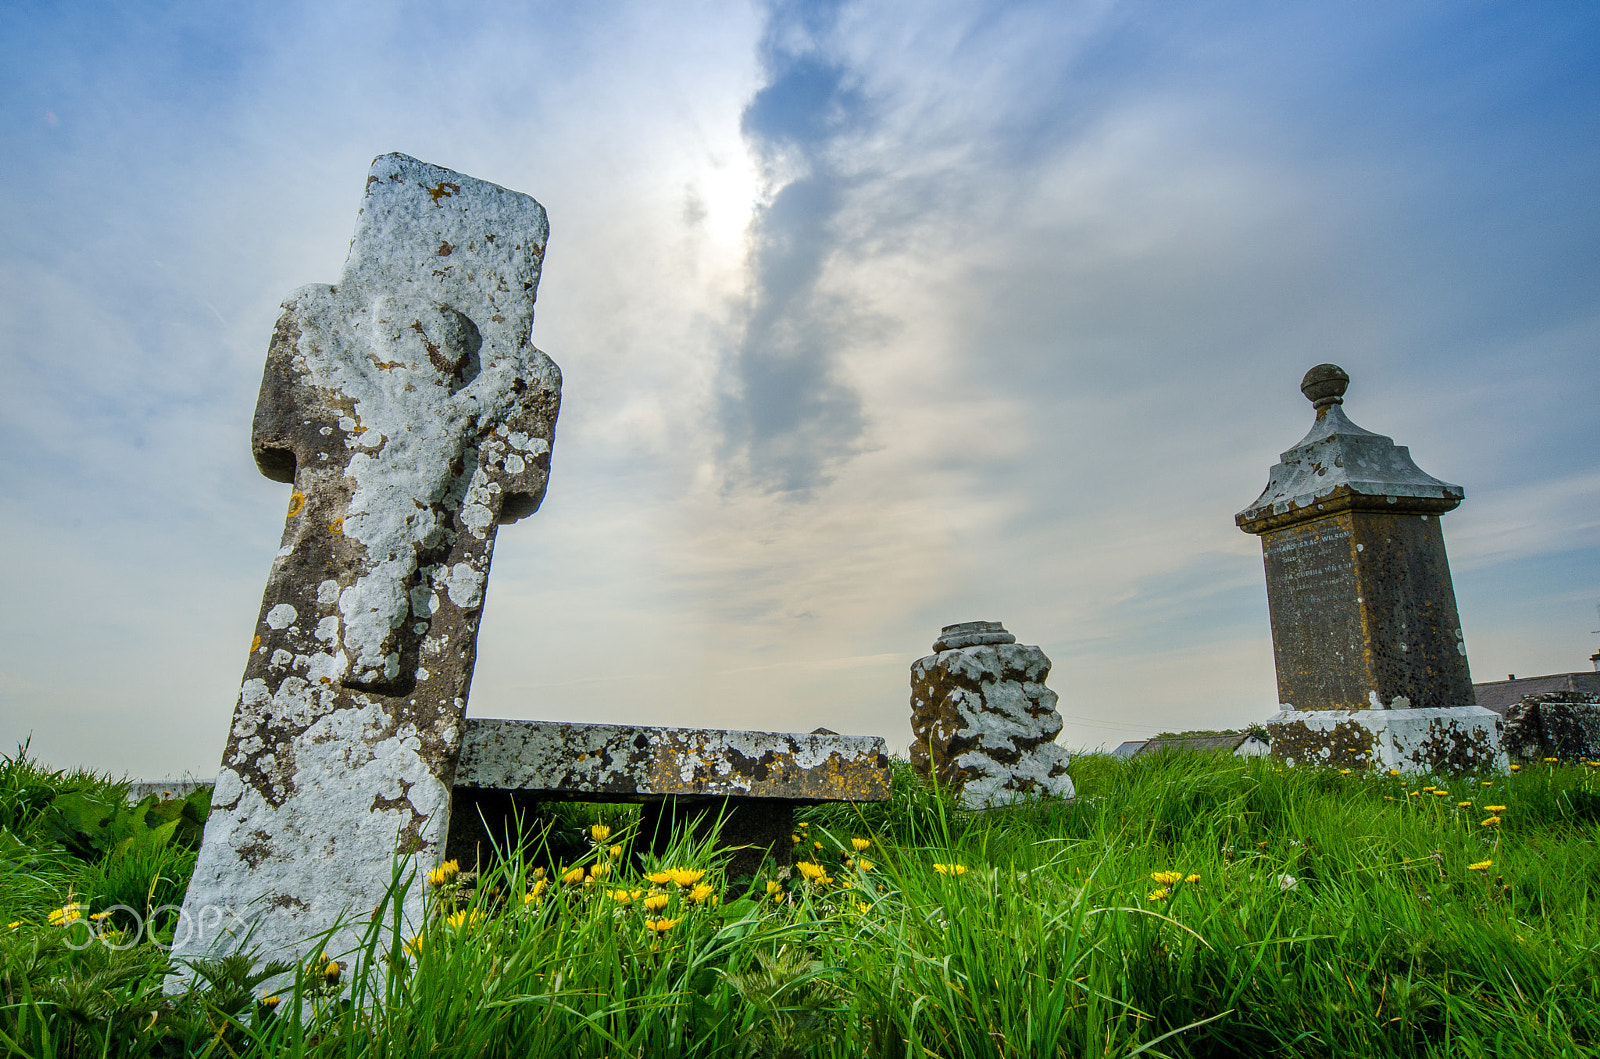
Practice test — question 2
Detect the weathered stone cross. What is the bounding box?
[175,155,886,975]
[173,153,561,969]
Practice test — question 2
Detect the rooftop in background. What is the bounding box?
[1473,672,1600,717]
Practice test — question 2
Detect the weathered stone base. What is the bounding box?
[1266,706,1506,774]
[1501,695,1600,763]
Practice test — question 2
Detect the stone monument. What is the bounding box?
[174,153,563,970]
[909,621,1075,808]
[174,154,891,978]
[1236,364,1504,773]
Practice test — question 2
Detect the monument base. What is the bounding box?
[1266,705,1506,774]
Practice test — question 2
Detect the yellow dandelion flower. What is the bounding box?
[795,861,828,882]
[1422,785,1437,791]
[814,841,823,851]
[1484,805,1506,812]
[932,862,967,876]
[262,994,282,1010]
[1433,790,1449,797]
[47,904,87,926]
[643,893,670,913]
[688,883,717,905]
[89,910,114,923]
[1185,874,1201,884]
[1480,815,1501,827]
[852,837,871,852]
[427,859,460,887]
[1543,757,1558,763]
[1147,888,1169,901]
[562,866,586,886]
[1339,769,1352,774]
[1481,781,1493,787]
[317,955,342,982]
[854,899,869,913]
[609,888,637,905]
[798,821,809,829]
[1384,796,1395,801]
[1150,871,1182,885]
[590,824,611,843]
[6,921,19,931]
[524,878,549,904]
[1389,769,1401,776]
[1457,801,1472,808]
[589,863,611,881]
[646,870,672,885]
[1509,764,1521,772]
[1467,860,1493,871]
[791,834,802,844]
[644,917,679,933]
[765,880,785,902]
[402,936,424,957]
[445,910,485,930]
[856,859,875,873]
[609,844,623,859]
[1407,791,1420,797]
[667,868,705,888]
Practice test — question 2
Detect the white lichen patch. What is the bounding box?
[265,604,298,630]
[173,698,450,976]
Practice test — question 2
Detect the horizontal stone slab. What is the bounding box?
[126,780,213,803]
[455,718,891,803]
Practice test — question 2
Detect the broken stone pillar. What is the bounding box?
[909,622,1075,808]
[1236,364,1504,773]
[173,153,561,972]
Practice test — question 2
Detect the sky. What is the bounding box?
[1,0,1597,779]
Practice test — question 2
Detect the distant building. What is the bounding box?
[1473,672,1600,718]
[1111,741,1146,759]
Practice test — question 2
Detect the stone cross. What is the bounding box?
[173,154,561,970]
[1236,364,1504,773]
[909,621,1075,808]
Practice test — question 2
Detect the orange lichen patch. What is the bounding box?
[251,635,262,654]
[287,492,306,517]
[328,518,344,534]
[426,181,461,204]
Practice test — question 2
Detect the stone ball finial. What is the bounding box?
[1300,363,1349,410]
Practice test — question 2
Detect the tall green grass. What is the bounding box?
[3,751,1599,1057]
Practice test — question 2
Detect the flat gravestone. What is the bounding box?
[173,153,562,971]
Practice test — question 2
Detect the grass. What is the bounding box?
[3,748,1600,1057]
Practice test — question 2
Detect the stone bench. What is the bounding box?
[141,719,891,879]
[454,719,889,877]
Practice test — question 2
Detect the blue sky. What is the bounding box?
[2,0,1596,777]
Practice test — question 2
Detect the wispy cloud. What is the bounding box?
[719,0,872,494]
